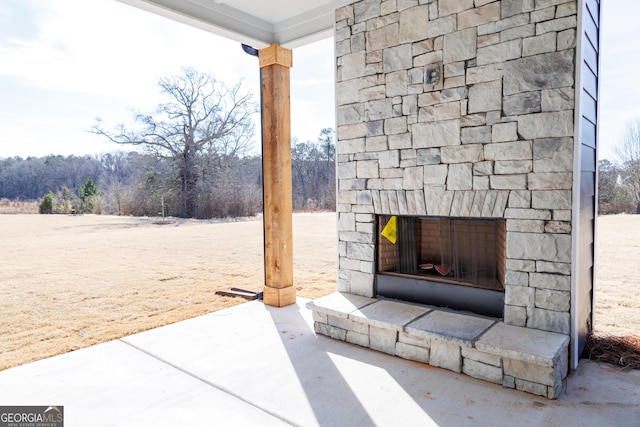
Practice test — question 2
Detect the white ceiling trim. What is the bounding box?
[272,2,336,47]
[117,0,353,49]
[118,0,273,48]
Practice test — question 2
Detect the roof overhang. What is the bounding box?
[117,0,352,49]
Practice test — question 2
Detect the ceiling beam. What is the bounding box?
[118,0,274,48]
[117,0,353,48]
[271,2,336,47]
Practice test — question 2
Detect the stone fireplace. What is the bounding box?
[307,0,600,399]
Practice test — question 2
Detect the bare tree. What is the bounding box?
[291,128,336,210]
[615,119,640,214]
[318,127,335,165]
[93,67,257,218]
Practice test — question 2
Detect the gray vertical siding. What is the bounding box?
[576,0,600,357]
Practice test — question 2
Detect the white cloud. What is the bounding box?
[599,0,640,160]
[0,0,261,106]
[0,0,335,157]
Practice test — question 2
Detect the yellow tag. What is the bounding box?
[381,216,397,244]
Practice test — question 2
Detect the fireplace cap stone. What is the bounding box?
[305,292,376,318]
[349,299,432,331]
[475,322,570,367]
[405,310,496,347]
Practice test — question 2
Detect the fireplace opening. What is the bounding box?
[376,215,506,318]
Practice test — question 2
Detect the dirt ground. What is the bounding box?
[593,215,640,337]
[0,213,638,370]
[0,213,336,370]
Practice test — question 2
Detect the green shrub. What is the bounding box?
[39,191,55,214]
[55,185,78,214]
[79,177,102,214]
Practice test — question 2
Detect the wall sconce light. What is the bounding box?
[425,64,440,85]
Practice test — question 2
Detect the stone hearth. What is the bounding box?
[307,293,569,399]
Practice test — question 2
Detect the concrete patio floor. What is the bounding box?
[0,298,638,426]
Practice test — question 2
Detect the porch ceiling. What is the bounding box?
[117,0,352,49]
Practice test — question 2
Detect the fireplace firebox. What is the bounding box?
[376,215,506,318]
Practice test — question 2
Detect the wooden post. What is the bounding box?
[259,44,296,307]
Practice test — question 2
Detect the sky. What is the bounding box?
[0,0,637,161]
[0,0,335,158]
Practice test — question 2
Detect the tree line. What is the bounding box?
[598,119,640,215]
[0,136,335,219]
[0,68,335,219]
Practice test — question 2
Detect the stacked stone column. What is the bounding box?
[335,0,577,335]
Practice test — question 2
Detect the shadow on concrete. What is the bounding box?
[264,301,640,427]
[264,303,439,426]
[264,303,377,426]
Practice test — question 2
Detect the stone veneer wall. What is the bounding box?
[335,0,578,335]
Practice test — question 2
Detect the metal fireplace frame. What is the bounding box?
[376,274,505,318]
